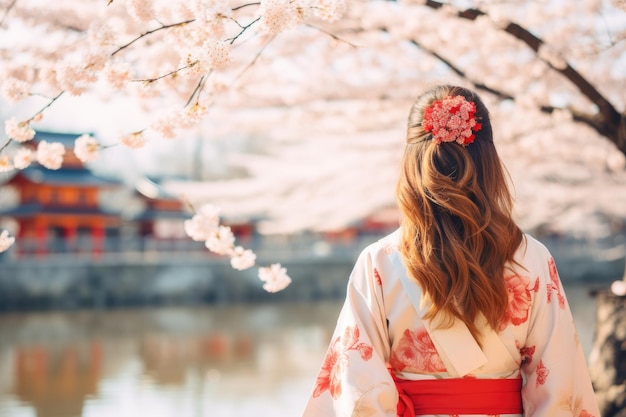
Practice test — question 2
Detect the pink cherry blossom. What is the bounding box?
[151,113,178,139]
[127,0,154,23]
[73,134,100,163]
[0,77,30,104]
[13,148,34,169]
[258,0,302,34]
[204,39,231,70]
[120,132,147,149]
[56,62,96,96]
[5,118,35,143]
[0,155,13,172]
[104,61,132,90]
[205,225,235,254]
[258,263,292,293]
[183,204,221,241]
[36,141,66,170]
[314,0,347,22]
[230,246,257,270]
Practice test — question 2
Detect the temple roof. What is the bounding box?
[0,203,121,217]
[13,166,120,187]
[33,131,84,146]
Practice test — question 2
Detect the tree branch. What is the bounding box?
[419,0,625,155]
[112,19,195,56]
[232,2,260,12]
[405,38,514,102]
[305,24,361,48]
[0,91,64,155]
[132,63,197,84]
[186,74,208,107]
[27,91,65,123]
[225,16,261,44]
[0,138,12,154]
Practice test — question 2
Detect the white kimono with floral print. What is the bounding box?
[302,230,600,417]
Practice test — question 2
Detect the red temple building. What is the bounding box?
[0,131,123,257]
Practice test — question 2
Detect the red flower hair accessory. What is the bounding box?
[422,95,482,146]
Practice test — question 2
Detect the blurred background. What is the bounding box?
[0,0,625,416]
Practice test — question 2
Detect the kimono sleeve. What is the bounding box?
[301,247,398,417]
[520,247,600,417]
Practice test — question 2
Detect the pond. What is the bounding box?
[0,284,598,417]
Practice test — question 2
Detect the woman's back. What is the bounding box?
[301,85,600,416]
[302,230,600,416]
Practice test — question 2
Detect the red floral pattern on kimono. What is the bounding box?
[519,345,535,365]
[502,273,532,328]
[313,325,373,399]
[373,268,382,286]
[389,327,446,373]
[536,360,549,387]
[547,257,566,309]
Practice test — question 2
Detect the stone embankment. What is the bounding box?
[0,233,623,311]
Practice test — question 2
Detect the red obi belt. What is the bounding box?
[392,375,523,416]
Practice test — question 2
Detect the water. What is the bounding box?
[0,284,599,417]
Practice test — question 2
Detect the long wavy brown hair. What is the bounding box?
[396,85,523,341]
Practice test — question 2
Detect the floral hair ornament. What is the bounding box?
[422,95,482,146]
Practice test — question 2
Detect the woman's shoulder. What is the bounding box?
[511,233,555,276]
[361,228,402,258]
[516,233,551,258]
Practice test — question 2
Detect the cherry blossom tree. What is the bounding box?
[0,0,625,292]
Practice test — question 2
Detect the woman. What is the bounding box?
[301,85,600,416]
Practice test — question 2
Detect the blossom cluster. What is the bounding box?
[258,263,292,293]
[1,129,106,172]
[0,0,350,165]
[74,134,100,163]
[0,0,348,163]
[184,203,291,292]
[0,141,67,172]
[422,95,482,146]
[5,118,35,143]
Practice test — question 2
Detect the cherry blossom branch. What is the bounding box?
[225,16,261,44]
[405,37,514,102]
[0,138,11,154]
[0,90,65,154]
[111,19,195,56]
[232,2,260,12]
[305,24,361,48]
[186,74,208,107]
[131,63,197,84]
[421,0,625,156]
[26,91,65,123]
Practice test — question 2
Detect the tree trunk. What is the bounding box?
[589,290,626,417]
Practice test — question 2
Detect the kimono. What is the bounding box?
[302,230,600,417]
